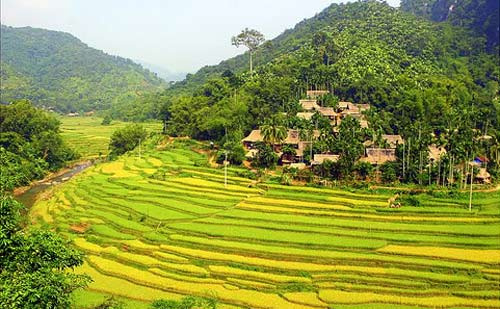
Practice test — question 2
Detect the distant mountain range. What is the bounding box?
[134,59,187,82]
[0,25,166,112]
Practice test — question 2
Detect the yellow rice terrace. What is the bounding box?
[30,140,500,309]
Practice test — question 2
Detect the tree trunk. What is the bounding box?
[249,51,253,74]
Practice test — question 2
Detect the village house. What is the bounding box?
[360,148,397,165]
[242,129,320,163]
[306,90,329,98]
[381,134,403,148]
[299,99,320,111]
[428,145,446,162]
[311,154,340,165]
[296,112,314,121]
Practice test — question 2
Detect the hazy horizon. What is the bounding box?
[1,0,400,74]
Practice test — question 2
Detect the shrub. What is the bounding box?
[108,124,147,157]
[151,296,217,309]
[101,115,112,125]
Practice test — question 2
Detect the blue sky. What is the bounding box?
[1,0,400,73]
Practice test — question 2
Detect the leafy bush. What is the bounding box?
[151,296,217,309]
[108,124,148,157]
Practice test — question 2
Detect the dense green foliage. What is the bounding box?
[0,196,90,308]
[140,0,499,184]
[401,0,499,49]
[0,100,77,191]
[0,25,165,113]
[151,297,217,309]
[108,124,148,157]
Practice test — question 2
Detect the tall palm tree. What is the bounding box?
[261,123,287,151]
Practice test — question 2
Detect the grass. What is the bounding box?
[29,138,500,309]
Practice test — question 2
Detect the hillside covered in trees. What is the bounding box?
[0,25,166,112]
[401,0,499,49]
[139,0,498,184]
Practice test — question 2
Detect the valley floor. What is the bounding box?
[30,139,500,309]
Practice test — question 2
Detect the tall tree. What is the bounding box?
[0,196,90,308]
[231,28,265,74]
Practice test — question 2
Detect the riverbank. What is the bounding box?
[14,160,94,209]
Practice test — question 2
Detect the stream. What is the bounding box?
[15,161,93,208]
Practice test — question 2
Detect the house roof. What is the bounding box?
[289,162,307,170]
[318,107,336,117]
[338,101,351,109]
[428,145,446,161]
[242,130,262,143]
[476,168,491,180]
[381,134,403,148]
[242,129,320,145]
[306,90,329,98]
[299,99,319,111]
[355,104,371,112]
[296,112,314,120]
[361,148,397,165]
[312,154,340,165]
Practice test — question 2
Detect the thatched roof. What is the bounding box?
[306,90,329,98]
[296,112,314,120]
[338,101,351,109]
[382,134,403,148]
[289,163,307,170]
[300,99,319,111]
[476,168,491,180]
[355,104,371,112]
[242,129,319,146]
[428,145,446,161]
[242,130,262,143]
[312,154,340,165]
[318,107,336,117]
[361,148,396,165]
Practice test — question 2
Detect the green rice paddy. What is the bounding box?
[30,134,500,308]
[59,116,161,159]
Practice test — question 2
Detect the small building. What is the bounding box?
[311,154,340,165]
[355,104,371,112]
[306,90,329,98]
[428,145,446,161]
[289,162,307,170]
[381,135,403,149]
[337,101,350,111]
[360,148,397,165]
[475,168,491,184]
[245,149,259,159]
[318,107,337,120]
[242,130,262,149]
[296,112,314,121]
[299,99,320,111]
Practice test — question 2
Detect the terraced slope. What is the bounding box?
[30,141,500,308]
[59,116,161,159]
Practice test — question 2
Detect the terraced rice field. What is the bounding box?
[30,141,500,308]
[59,116,161,158]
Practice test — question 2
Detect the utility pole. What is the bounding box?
[138,138,141,159]
[224,151,228,188]
[469,162,473,212]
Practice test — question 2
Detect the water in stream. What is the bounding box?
[15,161,93,208]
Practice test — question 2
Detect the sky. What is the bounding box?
[1,0,400,74]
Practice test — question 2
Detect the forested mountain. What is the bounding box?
[170,0,499,96]
[145,0,499,183]
[400,0,499,49]
[0,25,166,112]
